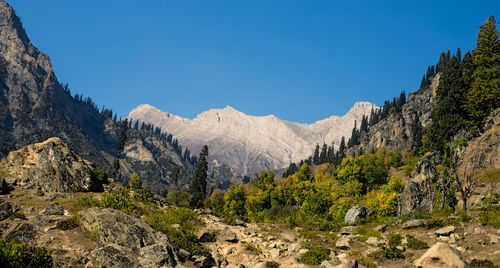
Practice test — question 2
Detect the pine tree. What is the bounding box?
[114,119,128,175]
[319,143,327,164]
[327,142,335,164]
[312,144,320,165]
[190,145,209,208]
[465,16,500,128]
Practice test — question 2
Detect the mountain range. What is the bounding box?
[128,102,376,176]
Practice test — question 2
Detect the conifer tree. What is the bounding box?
[312,144,320,165]
[190,145,209,208]
[319,143,327,164]
[465,16,500,128]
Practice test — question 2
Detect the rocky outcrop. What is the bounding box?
[79,207,179,267]
[128,102,376,176]
[0,199,12,220]
[0,137,102,192]
[344,205,371,225]
[399,153,441,215]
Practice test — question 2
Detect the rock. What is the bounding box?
[217,228,237,242]
[193,255,213,267]
[332,264,350,268]
[336,237,350,249]
[78,207,179,266]
[414,242,465,268]
[365,237,379,246]
[237,264,246,268]
[320,260,335,268]
[178,249,190,260]
[203,208,212,214]
[281,233,296,242]
[402,219,424,229]
[490,234,499,244]
[224,247,234,255]
[289,243,301,252]
[0,200,13,221]
[269,248,282,259]
[340,226,357,235]
[234,219,245,226]
[0,138,103,192]
[171,224,181,229]
[197,229,216,242]
[213,252,227,267]
[396,246,405,251]
[139,243,179,267]
[344,205,371,225]
[298,248,308,254]
[42,203,65,216]
[5,223,39,244]
[374,224,387,232]
[253,262,268,268]
[89,245,138,267]
[435,225,456,237]
[0,178,10,194]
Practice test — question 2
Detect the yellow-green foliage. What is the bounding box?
[166,189,192,208]
[243,242,260,254]
[224,185,247,217]
[364,176,404,217]
[0,239,53,268]
[204,189,225,217]
[300,247,330,265]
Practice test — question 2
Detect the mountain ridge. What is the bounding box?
[128,101,377,176]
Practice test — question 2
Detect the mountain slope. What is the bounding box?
[128,102,376,176]
[0,1,192,193]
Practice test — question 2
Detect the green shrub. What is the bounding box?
[101,188,135,211]
[479,206,500,228]
[387,233,402,247]
[167,189,192,208]
[134,188,155,203]
[56,215,80,230]
[469,259,497,268]
[300,247,330,265]
[266,260,280,268]
[356,256,377,268]
[369,246,404,261]
[425,219,444,229]
[405,235,428,250]
[77,196,101,207]
[92,169,109,184]
[0,239,52,268]
[243,242,260,254]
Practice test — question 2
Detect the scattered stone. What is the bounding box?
[178,249,190,259]
[336,237,350,250]
[213,252,227,267]
[365,237,379,246]
[197,229,216,242]
[253,262,268,268]
[396,246,405,251]
[281,233,296,242]
[268,242,278,249]
[320,260,335,268]
[374,224,387,233]
[298,249,308,255]
[42,203,65,216]
[193,255,213,267]
[234,219,245,226]
[236,264,245,268]
[289,243,301,252]
[337,253,347,262]
[171,224,181,229]
[340,226,357,235]
[490,234,499,244]
[402,219,424,229]
[439,236,450,242]
[217,228,237,242]
[344,205,371,225]
[203,208,212,214]
[0,200,13,221]
[224,248,234,255]
[435,225,456,237]
[332,264,350,268]
[414,242,466,268]
[269,248,282,259]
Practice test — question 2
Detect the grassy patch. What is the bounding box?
[56,215,80,230]
[243,242,261,254]
[0,239,52,268]
[369,246,405,261]
[405,235,428,250]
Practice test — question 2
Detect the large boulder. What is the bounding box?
[88,245,138,268]
[79,208,179,266]
[4,223,39,244]
[414,242,466,268]
[434,226,456,237]
[217,228,237,242]
[344,205,371,225]
[0,138,103,192]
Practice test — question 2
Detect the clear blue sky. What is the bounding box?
[8,0,499,123]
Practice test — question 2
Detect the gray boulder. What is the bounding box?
[344,205,371,225]
[336,237,351,249]
[5,223,39,244]
[402,219,424,229]
[42,203,65,216]
[217,228,237,242]
[89,245,138,268]
[197,229,216,242]
[434,225,456,237]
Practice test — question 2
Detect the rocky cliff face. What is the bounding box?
[0,137,102,192]
[128,102,376,176]
[0,1,193,191]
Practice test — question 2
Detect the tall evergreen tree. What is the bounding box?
[319,143,328,164]
[312,144,320,165]
[190,145,209,208]
[465,16,500,129]
[114,119,128,175]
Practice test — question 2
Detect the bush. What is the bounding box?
[300,247,330,265]
[92,169,109,184]
[56,215,80,230]
[469,259,497,268]
[167,189,192,208]
[0,239,52,268]
[479,206,500,228]
[243,242,260,254]
[204,190,225,217]
[266,260,280,268]
[405,235,428,250]
[77,196,100,207]
[369,246,404,261]
[101,188,135,211]
[387,233,402,247]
